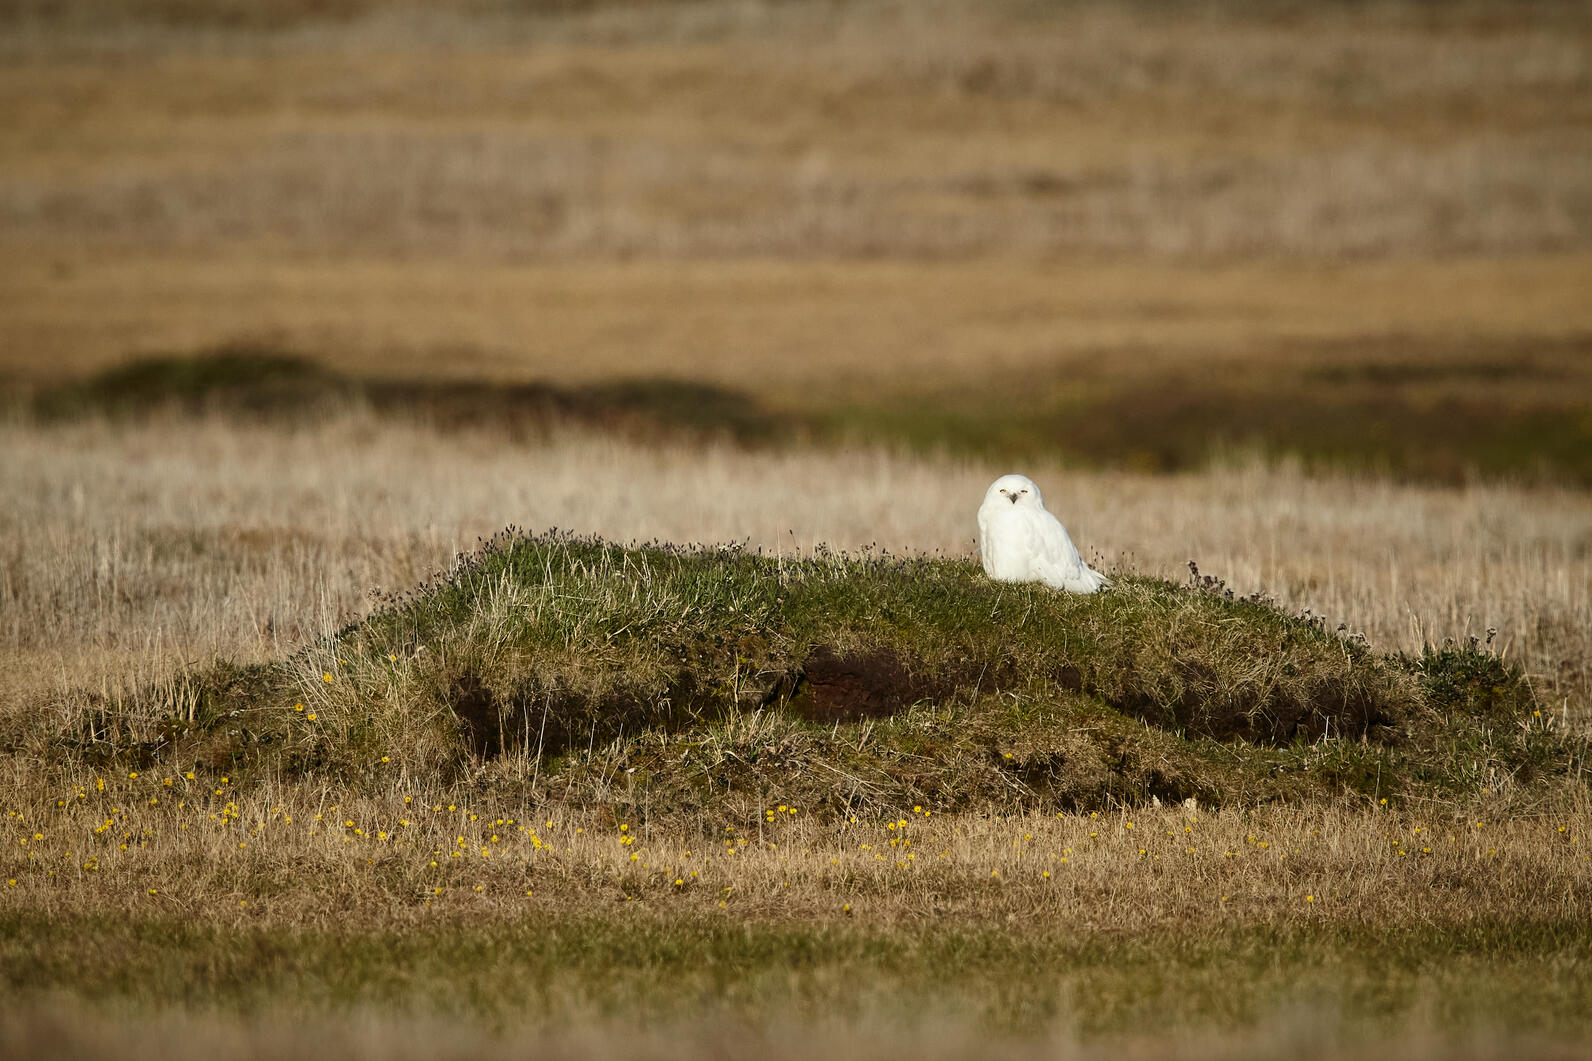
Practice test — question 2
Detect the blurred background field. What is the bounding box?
[3,2,1592,1057]
[3,0,1591,478]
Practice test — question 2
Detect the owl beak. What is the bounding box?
[1006,493,1018,504]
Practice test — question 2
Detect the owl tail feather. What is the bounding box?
[1066,564,1111,594]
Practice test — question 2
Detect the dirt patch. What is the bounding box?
[449,673,507,759]
[791,645,938,724]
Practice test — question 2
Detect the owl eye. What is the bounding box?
[1020,489,1028,494]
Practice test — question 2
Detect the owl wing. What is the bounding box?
[977,505,998,576]
[1024,509,1110,594]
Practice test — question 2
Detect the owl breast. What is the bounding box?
[980,507,1045,582]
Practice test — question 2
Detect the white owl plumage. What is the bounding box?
[977,473,1109,594]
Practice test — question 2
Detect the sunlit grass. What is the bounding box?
[3,2,1591,1053]
[3,768,1590,1047]
[4,768,1587,927]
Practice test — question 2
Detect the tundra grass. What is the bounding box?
[4,787,1591,1047]
[5,0,1592,490]
[5,531,1589,1053]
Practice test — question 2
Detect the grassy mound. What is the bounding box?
[26,533,1585,820]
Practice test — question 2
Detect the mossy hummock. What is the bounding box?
[36,533,1583,820]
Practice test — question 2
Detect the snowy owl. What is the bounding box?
[977,473,1109,594]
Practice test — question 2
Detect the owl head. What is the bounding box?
[984,473,1044,509]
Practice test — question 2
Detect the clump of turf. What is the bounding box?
[27,532,1586,819]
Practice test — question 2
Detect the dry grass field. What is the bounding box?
[4,0,1592,1056]
[7,1,1589,259]
[3,0,1590,477]
[4,769,1590,1043]
[3,413,1591,1055]
[3,415,1590,716]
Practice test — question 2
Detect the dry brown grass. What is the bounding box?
[5,256,1592,398]
[5,764,1589,929]
[4,3,1591,1051]
[3,1,1588,262]
[2,414,1588,718]
[4,758,1589,1051]
[1,0,1590,396]
[1,412,1588,1054]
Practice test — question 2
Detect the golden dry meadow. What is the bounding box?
[2,0,1591,483]
[6,762,1590,931]
[3,414,1592,1055]
[3,761,1591,1046]
[4,0,1592,1057]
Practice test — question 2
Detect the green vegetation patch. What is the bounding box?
[4,910,1591,1040]
[19,533,1584,820]
[824,333,1592,485]
[25,347,782,447]
[21,342,1592,484]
